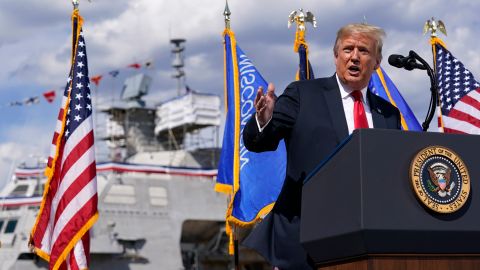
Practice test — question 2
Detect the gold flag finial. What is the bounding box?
[224,0,231,29]
[288,8,317,33]
[72,0,92,9]
[423,17,447,37]
[288,8,316,52]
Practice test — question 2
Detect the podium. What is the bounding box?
[300,129,480,270]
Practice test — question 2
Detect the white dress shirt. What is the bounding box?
[256,74,374,134]
[335,74,374,134]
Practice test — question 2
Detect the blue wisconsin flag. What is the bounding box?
[217,29,286,231]
[369,67,422,131]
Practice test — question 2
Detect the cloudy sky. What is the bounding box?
[0,0,479,188]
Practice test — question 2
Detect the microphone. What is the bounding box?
[388,54,426,70]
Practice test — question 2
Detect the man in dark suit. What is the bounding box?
[242,23,401,269]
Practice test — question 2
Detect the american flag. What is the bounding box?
[435,42,480,134]
[30,14,98,270]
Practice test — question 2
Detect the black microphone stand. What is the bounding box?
[407,50,438,131]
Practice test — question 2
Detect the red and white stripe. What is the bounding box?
[0,196,42,207]
[19,163,216,178]
[15,167,44,178]
[69,236,89,270]
[442,89,480,134]
[16,162,217,179]
[437,105,444,133]
[31,115,97,270]
[96,162,217,177]
[47,94,68,169]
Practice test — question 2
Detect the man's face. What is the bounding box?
[334,33,380,91]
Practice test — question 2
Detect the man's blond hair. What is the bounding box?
[333,23,386,61]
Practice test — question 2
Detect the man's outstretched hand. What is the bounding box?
[254,83,276,128]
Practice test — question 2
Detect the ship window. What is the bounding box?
[33,183,44,196]
[5,219,18,233]
[10,185,29,196]
[104,184,136,205]
[28,205,40,210]
[149,187,168,206]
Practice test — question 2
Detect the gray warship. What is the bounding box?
[0,39,267,270]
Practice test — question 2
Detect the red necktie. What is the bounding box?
[351,91,369,129]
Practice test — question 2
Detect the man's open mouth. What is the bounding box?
[348,65,360,75]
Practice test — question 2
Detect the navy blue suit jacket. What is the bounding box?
[242,75,401,269]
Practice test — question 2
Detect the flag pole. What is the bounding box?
[72,0,79,48]
[71,1,80,81]
[224,2,240,269]
[224,0,231,30]
[288,8,316,52]
[425,17,447,132]
[288,8,316,81]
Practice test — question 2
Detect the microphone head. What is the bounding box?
[388,54,405,68]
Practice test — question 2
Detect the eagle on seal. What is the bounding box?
[428,166,451,192]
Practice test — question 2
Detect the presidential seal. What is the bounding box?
[410,146,470,213]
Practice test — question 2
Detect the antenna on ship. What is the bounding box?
[170,38,186,96]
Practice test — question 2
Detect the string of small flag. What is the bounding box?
[90,60,153,87]
[3,60,153,108]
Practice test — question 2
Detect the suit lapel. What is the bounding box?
[322,75,349,143]
[320,77,390,140]
[367,89,388,128]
